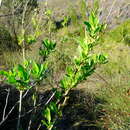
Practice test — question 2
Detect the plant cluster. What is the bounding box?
[0,5,108,130]
[41,10,107,130]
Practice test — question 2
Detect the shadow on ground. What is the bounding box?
[56,89,106,130]
[0,84,106,130]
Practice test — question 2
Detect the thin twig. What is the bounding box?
[95,72,109,85]
[28,86,37,130]
[0,1,23,17]
[37,123,41,130]
[0,0,2,7]
[45,91,56,105]
[4,90,56,124]
[2,89,10,121]
[105,0,117,22]
[21,0,30,62]
[0,88,30,126]
[16,90,23,130]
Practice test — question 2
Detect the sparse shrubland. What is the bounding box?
[0,0,130,130]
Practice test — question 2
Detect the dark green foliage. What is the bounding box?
[84,11,106,40]
[0,61,48,91]
[39,39,56,60]
[41,10,108,130]
[0,3,110,130]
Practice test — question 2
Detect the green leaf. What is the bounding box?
[49,102,58,113]
[23,60,30,68]
[98,54,108,64]
[45,9,52,16]
[94,27,101,34]
[17,65,29,81]
[58,110,62,117]
[66,66,74,77]
[42,39,56,51]
[60,79,67,89]
[55,91,62,100]
[89,11,95,26]
[41,120,49,127]
[84,21,91,33]
[74,57,81,65]
[43,107,51,124]
[26,35,36,44]
[40,40,56,59]
[0,70,8,76]
[7,76,17,84]
[32,61,39,75]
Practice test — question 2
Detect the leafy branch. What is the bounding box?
[41,10,108,130]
